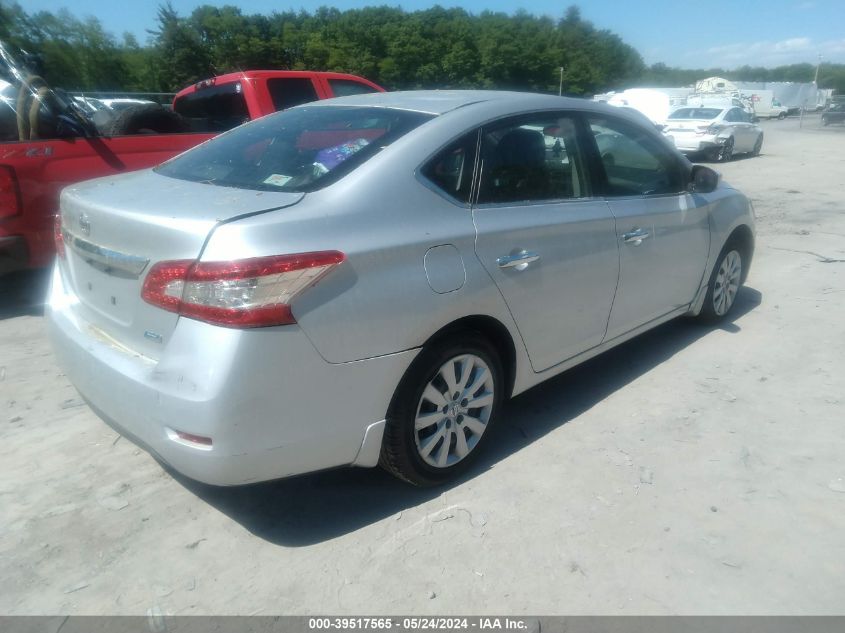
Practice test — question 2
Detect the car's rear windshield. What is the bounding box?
[173,82,250,133]
[156,106,433,192]
[668,108,723,120]
[329,79,380,97]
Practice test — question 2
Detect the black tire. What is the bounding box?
[822,117,829,127]
[778,111,786,120]
[380,330,504,486]
[105,104,188,136]
[751,133,763,156]
[714,137,734,163]
[698,243,744,322]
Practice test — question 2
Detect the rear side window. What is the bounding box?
[173,82,249,133]
[420,132,478,203]
[477,114,590,204]
[266,78,319,111]
[588,116,684,196]
[156,106,433,193]
[329,79,380,97]
[668,108,722,120]
[724,109,742,122]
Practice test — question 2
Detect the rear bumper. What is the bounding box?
[665,133,722,153]
[46,264,418,485]
[0,236,28,276]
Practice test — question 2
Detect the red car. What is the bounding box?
[0,42,383,274]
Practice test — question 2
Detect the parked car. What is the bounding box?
[662,106,764,162]
[686,94,755,118]
[0,40,384,274]
[821,103,845,126]
[47,91,755,487]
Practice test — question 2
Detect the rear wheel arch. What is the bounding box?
[420,315,517,399]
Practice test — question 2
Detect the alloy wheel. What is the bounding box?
[413,354,495,469]
[718,138,734,162]
[713,250,742,316]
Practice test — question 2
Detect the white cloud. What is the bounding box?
[682,37,845,68]
[773,37,812,52]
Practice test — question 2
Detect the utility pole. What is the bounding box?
[559,67,564,96]
[814,54,822,84]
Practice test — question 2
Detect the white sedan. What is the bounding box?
[662,106,764,162]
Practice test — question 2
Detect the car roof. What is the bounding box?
[305,89,611,116]
[671,106,728,115]
[212,70,375,83]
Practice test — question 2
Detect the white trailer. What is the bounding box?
[605,88,692,123]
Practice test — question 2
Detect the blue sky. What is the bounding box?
[20,0,845,68]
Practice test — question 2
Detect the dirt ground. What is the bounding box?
[1,114,843,616]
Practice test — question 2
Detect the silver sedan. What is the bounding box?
[662,105,764,162]
[47,91,755,486]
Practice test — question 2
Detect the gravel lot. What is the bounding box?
[1,114,843,616]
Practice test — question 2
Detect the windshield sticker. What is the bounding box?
[263,174,293,187]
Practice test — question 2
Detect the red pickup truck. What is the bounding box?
[0,43,383,274]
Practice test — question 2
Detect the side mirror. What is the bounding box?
[689,165,720,194]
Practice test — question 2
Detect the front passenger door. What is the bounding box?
[587,115,710,340]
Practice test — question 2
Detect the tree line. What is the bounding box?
[1,1,843,96]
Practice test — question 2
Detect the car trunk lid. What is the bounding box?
[664,119,712,132]
[58,169,304,359]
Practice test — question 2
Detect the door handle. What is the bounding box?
[622,228,650,246]
[496,250,540,270]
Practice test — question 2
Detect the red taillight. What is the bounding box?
[141,251,346,328]
[54,214,66,258]
[0,166,21,219]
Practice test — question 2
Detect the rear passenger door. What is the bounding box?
[471,113,620,372]
[586,114,710,340]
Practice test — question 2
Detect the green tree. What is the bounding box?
[149,2,212,91]
[2,1,842,97]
